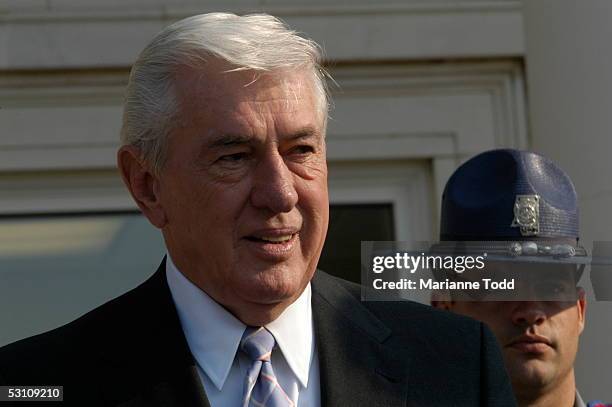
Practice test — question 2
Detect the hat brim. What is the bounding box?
[428,241,589,265]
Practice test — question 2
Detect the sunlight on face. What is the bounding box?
[157,61,329,325]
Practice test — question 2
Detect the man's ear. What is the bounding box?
[576,286,587,334]
[117,145,167,228]
[430,290,454,310]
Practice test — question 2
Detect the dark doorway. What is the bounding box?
[318,203,395,284]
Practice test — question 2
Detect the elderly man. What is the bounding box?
[0,13,516,406]
[432,149,590,407]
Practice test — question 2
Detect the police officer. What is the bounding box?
[431,149,598,407]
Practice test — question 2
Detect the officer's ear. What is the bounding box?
[430,290,454,310]
[576,286,587,334]
[117,145,167,229]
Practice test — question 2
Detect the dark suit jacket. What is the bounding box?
[0,260,516,406]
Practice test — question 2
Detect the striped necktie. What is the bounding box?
[240,327,294,407]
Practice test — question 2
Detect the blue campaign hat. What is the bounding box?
[440,149,579,242]
[432,149,590,264]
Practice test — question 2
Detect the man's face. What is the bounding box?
[440,264,586,398]
[156,62,329,324]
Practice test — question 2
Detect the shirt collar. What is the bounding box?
[266,278,313,388]
[165,255,314,390]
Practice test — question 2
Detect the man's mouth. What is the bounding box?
[506,334,553,354]
[246,234,296,243]
[243,229,300,260]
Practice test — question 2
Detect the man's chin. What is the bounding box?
[231,292,298,326]
[506,360,556,389]
[236,261,312,296]
[238,280,303,305]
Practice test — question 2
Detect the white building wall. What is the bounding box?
[1,0,523,69]
[524,0,612,399]
[3,0,609,400]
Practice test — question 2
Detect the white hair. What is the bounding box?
[120,12,330,174]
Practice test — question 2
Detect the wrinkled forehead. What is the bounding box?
[173,60,320,116]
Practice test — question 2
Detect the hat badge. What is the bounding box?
[511,194,540,236]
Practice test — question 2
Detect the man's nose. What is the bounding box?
[510,302,547,326]
[250,153,298,213]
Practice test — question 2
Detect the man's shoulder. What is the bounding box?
[312,270,486,342]
[311,270,515,405]
[0,264,199,406]
[0,270,163,384]
[318,272,482,329]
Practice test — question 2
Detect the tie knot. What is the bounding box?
[240,327,275,362]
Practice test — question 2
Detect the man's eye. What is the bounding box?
[291,145,315,155]
[534,281,574,299]
[218,152,249,163]
[538,282,565,292]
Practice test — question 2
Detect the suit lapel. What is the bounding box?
[97,259,211,407]
[97,263,407,406]
[115,366,210,407]
[312,271,408,407]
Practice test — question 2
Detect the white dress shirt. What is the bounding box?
[165,255,320,407]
